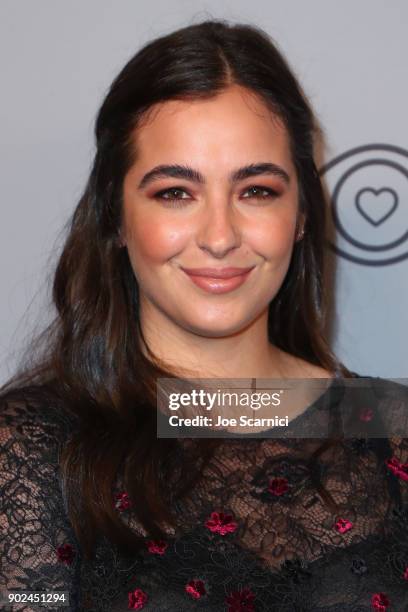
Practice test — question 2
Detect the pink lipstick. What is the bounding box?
[180,266,255,294]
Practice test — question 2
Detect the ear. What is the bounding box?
[116,230,126,249]
[295,214,306,242]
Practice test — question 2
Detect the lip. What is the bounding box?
[180,266,255,279]
[180,266,255,294]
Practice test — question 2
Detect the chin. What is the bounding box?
[182,314,254,338]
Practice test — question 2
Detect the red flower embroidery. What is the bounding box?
[115,491,132,511]
[56,543,75,565]
[205,511,238,535]
[146,540,168,555]
[128,588,148,610]
[334,518,353,534]
[267,477,289,496]
[403,566,408,580]
[185,579,206,599]
[371,592,390,611]
[225,587,255,612]
[359,408,373,422]
[385,457,408,481]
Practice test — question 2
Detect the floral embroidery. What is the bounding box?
[403,567,408,580]
[205,511,238,535]
[350,557,368,575]
[371,592,390,611]
[268,476,289,496]
[185,579,206,599]
[225,587,255,612]
[56,543,75,565]
[347,438,374,455]
[334,518,353,533]
[385,457,408,481]
[146,540,168,555]
[128,588,148,610]
[115,491,132,511]
[392,504,408,528]
[250,457,311,503]
[280,557,312,583]
[386,457,400,473]
[359,408,374,422]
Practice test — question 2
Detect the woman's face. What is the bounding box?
[121,84,302,338]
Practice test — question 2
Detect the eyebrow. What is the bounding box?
[137,162,291,189]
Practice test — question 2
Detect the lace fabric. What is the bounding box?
[1,377,407,611]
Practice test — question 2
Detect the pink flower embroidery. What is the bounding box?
[128,588,148,610]
[185,579,206,599]
[56,543,75,565]
[334,518,353,534]
[403,566,408,580]
[385,457,408,481]
[146,540,168,555]
[371,592,390,611]
[267,477,289,496]
[205,511,238,536]
[225,587,255,612]
[359,408,373,422]
[115,491,132,511]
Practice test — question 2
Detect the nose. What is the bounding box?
[196,195,241,259]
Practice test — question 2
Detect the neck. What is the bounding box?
[138,297,291,380]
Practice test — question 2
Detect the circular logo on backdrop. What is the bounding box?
[319,144,408,266]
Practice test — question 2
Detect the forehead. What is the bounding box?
[131,85,292,168]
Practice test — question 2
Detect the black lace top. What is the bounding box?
[1,376,407,611]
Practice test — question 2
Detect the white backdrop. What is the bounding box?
[1,0,407,383]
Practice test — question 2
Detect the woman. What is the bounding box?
[0,19,407,612]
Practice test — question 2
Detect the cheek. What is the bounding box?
[248,215,296,262]
[124,211,188,265]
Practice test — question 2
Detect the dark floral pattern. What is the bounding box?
[115,491,132,511]
[185,578,207,599]
[56,543,75,565]
[334,517,353,534]
[370,592,390,611]
[346,437,376,455]
[225,587,255,612]
[385,456,408,481]
[267,476,289,496]
[205,511,238,535]
[359,408,374,422]
[1,378,408,611]
[128,588,148,610]
[392,503,408,529]
[250,456,312,503]
[146,540,168,555]
[280,557,312,583]
[350,556,368,575]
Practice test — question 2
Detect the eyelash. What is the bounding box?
[153,185,280,207]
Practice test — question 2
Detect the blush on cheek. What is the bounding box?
[260,225,296,263]
[126,217,187,264]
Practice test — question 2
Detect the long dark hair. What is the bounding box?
[1,19,353,558]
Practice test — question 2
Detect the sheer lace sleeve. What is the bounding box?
[387,434,408,508]
[0,389,81,610]
[372,377,408,506]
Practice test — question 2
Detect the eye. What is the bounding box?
[242,185,280,202]
[153,187,192,207]
[152,184,280,208]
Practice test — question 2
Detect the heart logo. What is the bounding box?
[355,187,398,226]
